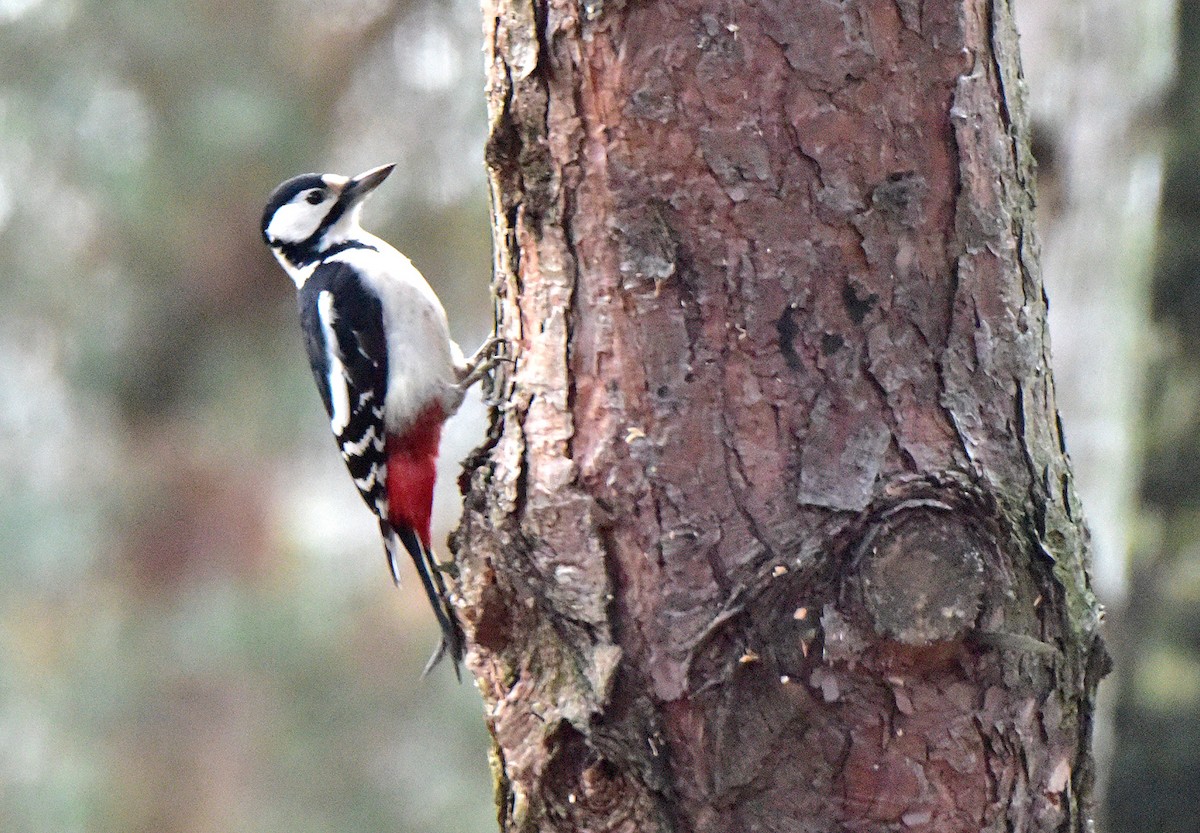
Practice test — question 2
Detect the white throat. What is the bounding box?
[319,204,366,249]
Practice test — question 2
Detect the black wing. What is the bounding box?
[298,258,465,676]
[298,259,389,520]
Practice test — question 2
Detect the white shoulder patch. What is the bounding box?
[273,253,317,288]
[316,291,352,435]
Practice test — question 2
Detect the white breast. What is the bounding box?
[327,236,460,433]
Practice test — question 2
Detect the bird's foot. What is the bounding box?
[455,335,512,391]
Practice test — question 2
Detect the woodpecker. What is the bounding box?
[261,163,495,675]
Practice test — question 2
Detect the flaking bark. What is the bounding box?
[454,2,1108,831]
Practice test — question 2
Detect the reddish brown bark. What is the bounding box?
[456,1,1108,831]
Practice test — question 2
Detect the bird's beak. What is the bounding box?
[341,163,396,204]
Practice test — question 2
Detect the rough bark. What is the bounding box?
[455,2,1108,831]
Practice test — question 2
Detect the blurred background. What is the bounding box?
[0,1,1194,832]
[0,1,495,831]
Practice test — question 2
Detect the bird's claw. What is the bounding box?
[456,335,513,389]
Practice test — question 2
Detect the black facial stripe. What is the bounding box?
[276,238,378,271]
[311,188,355,242]
[323,239,378,259]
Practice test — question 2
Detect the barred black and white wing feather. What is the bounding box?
[299,258,390,522]
[297,257,464,673]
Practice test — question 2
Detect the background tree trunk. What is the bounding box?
[1107,3,1200,831]
[456,1,1107,830]
[1014,0,1176,820]
[1016,0,1173,613]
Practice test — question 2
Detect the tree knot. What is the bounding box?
[852,498,988,645]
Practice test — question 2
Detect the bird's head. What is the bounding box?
[261,163,395,269]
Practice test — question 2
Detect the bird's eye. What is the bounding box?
[305,190,325,205]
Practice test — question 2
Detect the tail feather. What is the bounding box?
[383,521,465,680]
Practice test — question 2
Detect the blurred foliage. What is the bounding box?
[1108,4,1200,833]
[3,0,1200,831]
[0,0,495,831]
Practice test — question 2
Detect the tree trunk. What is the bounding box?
[456,2,1108,831]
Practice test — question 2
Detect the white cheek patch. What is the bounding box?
[266,198,329,244]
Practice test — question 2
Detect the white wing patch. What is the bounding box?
[272,256,317,289]
[316,290,352,435]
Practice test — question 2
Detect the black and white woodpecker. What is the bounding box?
[260,163,496,675]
